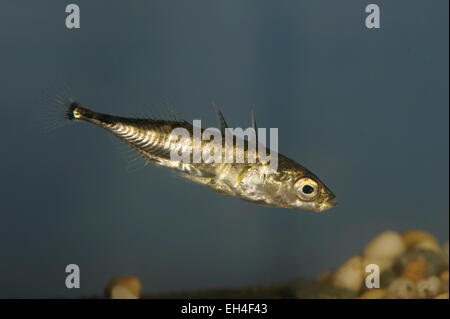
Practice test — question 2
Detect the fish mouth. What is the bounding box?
[315,194,337,212]
[327,194,337,207]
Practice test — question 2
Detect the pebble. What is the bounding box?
[393,248,446,278]
[416,276,442,299]
[363,231,406,261]
[379,269,397,288]
[317,271,333,285]
[434,292,449,299]
[440,270,449,293]
[105,276,142,299]
[110,285,139,299]
[358,289,387,299]
[316,229,446,299]
[332,256,364,292]
[443,241,449,267]
[387,278,416,299]
[362,256,393,273]
[402,230,441,253]
[401,255,428,282]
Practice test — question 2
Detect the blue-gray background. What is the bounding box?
[0,1,448,298]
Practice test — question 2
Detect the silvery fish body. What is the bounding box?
[63,100,336,212]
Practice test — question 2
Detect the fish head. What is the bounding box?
[261,155,336,212]
[288,173,337,212]
[240,158,337,212]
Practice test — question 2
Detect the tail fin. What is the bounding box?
[40,88,80,131]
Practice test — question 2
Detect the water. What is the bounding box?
[0,0,448,298]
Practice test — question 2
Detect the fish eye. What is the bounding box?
[295,177,319,201]
[302,185,315,194]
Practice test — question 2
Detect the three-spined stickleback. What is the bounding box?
[57,98,336,212]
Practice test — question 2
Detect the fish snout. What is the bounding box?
[315,193,337,212]
[324,193,337,209]
[327,193,337,206]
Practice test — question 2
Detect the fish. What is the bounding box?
[53,97,336,212]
